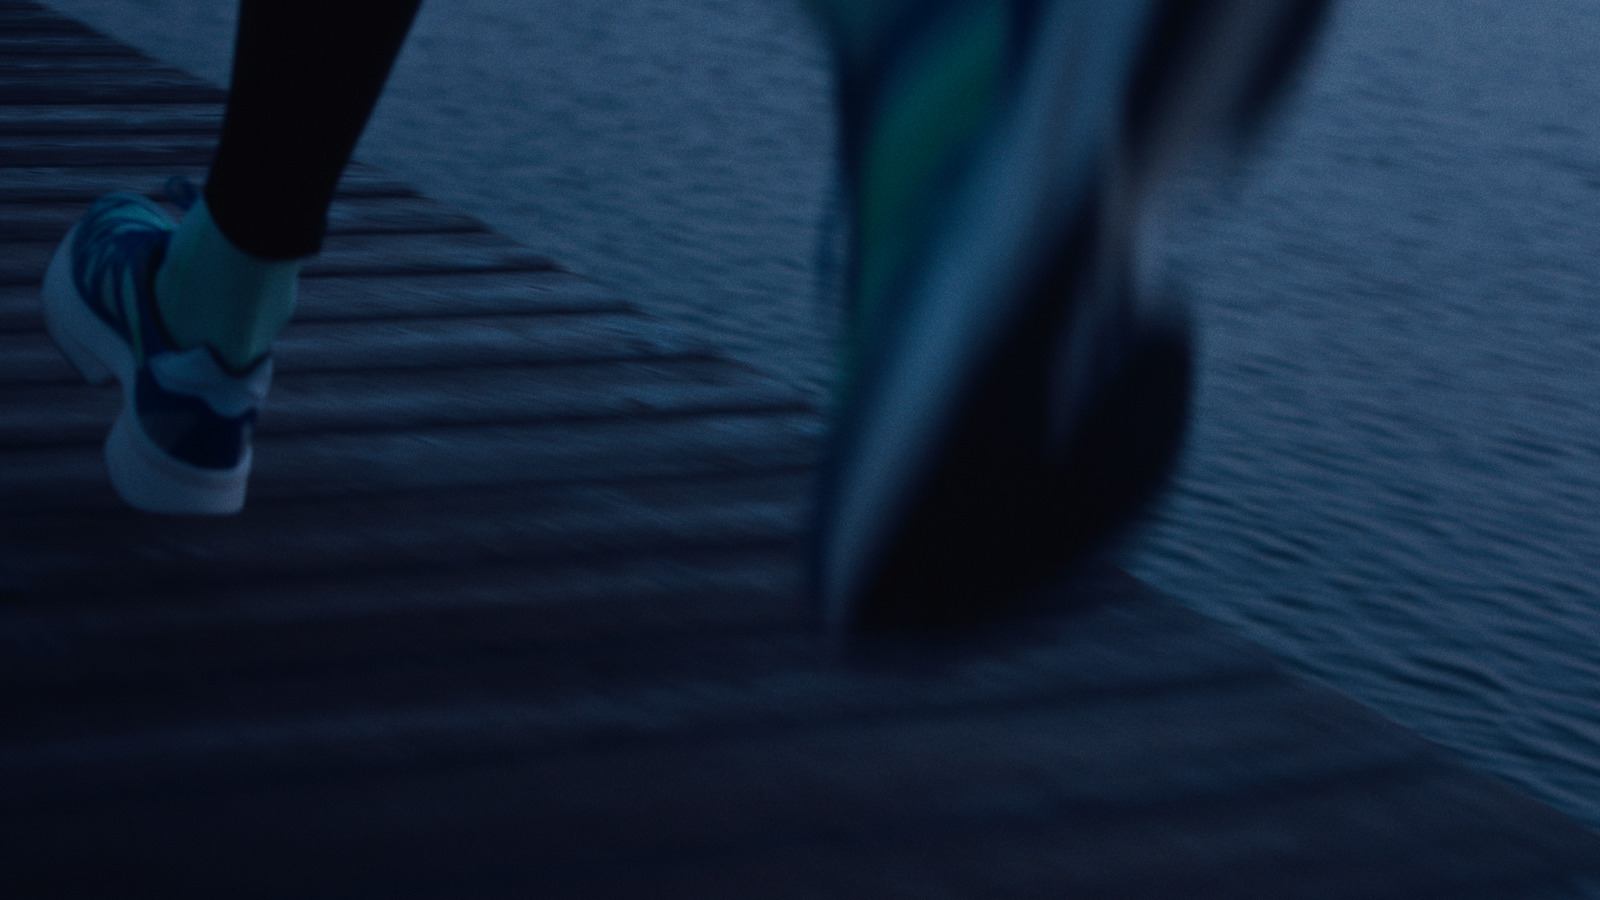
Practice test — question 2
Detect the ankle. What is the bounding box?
[154,197,301,371]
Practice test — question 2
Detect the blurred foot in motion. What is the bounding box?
[809,0,1331,632]
[40,1,421,514]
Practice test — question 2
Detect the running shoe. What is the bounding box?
[811,0,1329,632]
[41,190,271,515]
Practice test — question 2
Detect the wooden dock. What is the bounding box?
[3,1,1598,895]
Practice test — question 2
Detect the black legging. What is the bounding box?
[204,0,423,260]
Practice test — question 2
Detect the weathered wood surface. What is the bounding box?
[3,1,1599,896]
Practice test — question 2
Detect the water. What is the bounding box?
[42,0,1600,832]
[1129,0,1600,828]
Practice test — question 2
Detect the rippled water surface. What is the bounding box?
[46,0,1600,831]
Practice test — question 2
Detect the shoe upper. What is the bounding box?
[812,0,1195,631]
[71,192,270,471]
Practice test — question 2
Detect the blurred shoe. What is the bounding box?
[1125,0,1333,178]
[41,191,271,514]
[812,0,1328,632]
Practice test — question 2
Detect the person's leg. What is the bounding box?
[806,0,1331,631]
[41,0,422,514]
[158,0,424,372]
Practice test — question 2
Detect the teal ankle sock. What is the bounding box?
[154,197,301,372]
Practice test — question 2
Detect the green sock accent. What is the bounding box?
[154,197,300,371]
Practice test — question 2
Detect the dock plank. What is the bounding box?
[0,413,818,510]
[0,271,626,332]
[0,163,417,203]
[0,311,712,386]
[1,357,807,445]
[15,222,552,268]
[0,195,488,241]
[0,33,146,57]
[0,102,222,134]
[0,74,228,105]
[0,228,555,286]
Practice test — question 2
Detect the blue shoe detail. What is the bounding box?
[41,191,271,514]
